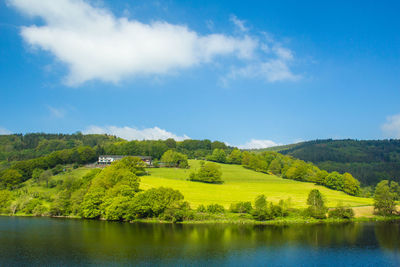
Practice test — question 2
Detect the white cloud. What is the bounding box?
[0,127,12,135]
[9,0,300,86]
[83,125,190,141]
[47,106,66,118]
[382,114,400,138]
[221,42,300,85]
[9,0,258,85]
[230,15,248,32]
[237,139,281,149]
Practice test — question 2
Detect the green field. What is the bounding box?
[141,160,372,208]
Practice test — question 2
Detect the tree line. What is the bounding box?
[206,148,361,196]
[274,139,400,186]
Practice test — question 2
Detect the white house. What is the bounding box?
[98,155,152,165]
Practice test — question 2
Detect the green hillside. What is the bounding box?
[141,160,372,208]
[255,139,400,186]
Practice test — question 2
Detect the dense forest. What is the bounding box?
[262,139,400,186]
[0,133,231,187]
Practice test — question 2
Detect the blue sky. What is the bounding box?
[1,0,400,148]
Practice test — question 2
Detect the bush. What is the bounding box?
[161,150,189,168]
[52,164,64,175]
[196,204,206,212]
[161,202,194,223]
[126,187,184,219]
[32,204,49,216]
[328,205,354,219]
[206,203,225,213]
[229,201,252,214]
[22,198,41,214]
[189,162,223,184]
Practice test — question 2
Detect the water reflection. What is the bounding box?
[0,217,399,266]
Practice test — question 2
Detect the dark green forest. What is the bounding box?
[265,139,400,186]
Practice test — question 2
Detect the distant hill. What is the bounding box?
[256,139,400,186]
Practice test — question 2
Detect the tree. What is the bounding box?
[343,172,361,196]
[31,168,44,183]
[0,169,23,189]
[324,172,344,191]
[189,162,223,184]
[0,190,12,213]
[165,138,176,149]
[230,201,252,213]
[226,149,242,164]
[113,156,146,176]
[306,189,327,219]
[39,170,52,188]
[268,158,282,175]
[284,160,308,181]
[328,203,354,219]
[126,187,184,219]
[207,149,226,163]
[390,181,400,201]
[252,194,271,221]
[374,180,397,216]
[161,150,188,168]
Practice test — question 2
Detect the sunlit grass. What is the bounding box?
[141,160,373,208]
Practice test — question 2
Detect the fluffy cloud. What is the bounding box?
[9,0,299,86]
[237,139,281,149]
[9,0,258,85]
[83,125,190,141]
[382,114,400,138]
[0,127,12,135]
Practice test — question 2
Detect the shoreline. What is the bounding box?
[2,213,399,226]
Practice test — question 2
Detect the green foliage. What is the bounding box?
[79,157,143,219]
[0,190,12,213]
[343,172,361,196]
[241,151,361,195]
[161,201,193,223]
[268,158,282,175]
[252,194,277,221]
[305,189,327,219]
[112,156,146,175]
[39,170,52,188]
[206,203,225,213]
[196,204,206,212]
[0,169,23,189]
[226,149,242,164]
[7,146,97,184]
[254,194,267,210]
[126,187,184,219]
[31,168,44,183]
[374,180,397,216]
[324,172,344,191]
[229,201,252,213]
[189,162,223,184]
[207,149,226,163]
[328,203,355,219]
[276,139,400,186]
[80,188,105,219]
[161,150,189,168]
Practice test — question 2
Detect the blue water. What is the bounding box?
[0,216,399,266]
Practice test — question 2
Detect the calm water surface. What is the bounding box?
[0,216,399,266]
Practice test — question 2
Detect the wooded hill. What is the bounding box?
[256,139,400,186]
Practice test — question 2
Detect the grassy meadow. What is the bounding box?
[141,160,373,209]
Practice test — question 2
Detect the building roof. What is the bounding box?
[99,155,152,159]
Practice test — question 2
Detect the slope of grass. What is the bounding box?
[141,160,372,208]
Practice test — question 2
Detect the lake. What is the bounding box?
[0,217,399,266]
